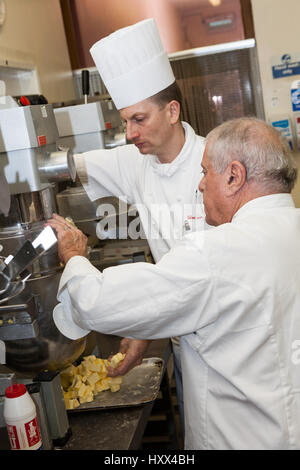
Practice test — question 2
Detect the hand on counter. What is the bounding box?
[45,213,88,265]
[107,338,151,377]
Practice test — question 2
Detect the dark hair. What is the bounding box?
[149,81,182,109]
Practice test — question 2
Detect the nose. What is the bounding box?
[126,121,139,141]
[198,176,205,193]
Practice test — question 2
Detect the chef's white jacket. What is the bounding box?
[75,121,206,262]
[54,193,300,449]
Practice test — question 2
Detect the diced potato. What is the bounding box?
[97,371,107,380]
[88,358,106,373]
[99,377,111,391]
[63,390,78,399]
[86,372,100,386]
[71,375,83,389]
[64,397,80,410]
[77,383,88,398]
[79,393,93,404]
[109,353,125,369]
[60,353,125,410]
[83,355,97,363]
[77,362,91,377]
[110,377,123,385]
[94,381,107,393]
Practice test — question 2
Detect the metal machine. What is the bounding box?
[0,103,87,372]
[0,103,87,448]
[54,68,125,153]
[54,99,126,154]
[53,89,128,240]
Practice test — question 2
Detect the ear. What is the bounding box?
[167,100,181,125]
[225,161,247,195]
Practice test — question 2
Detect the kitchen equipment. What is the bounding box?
[26,371,71,447]
[54,65,125,154]
[0,226,57,295]
[54,99,126,154]
[0,104,86,375]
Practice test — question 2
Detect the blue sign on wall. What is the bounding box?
[272,53,300,79]
[291,88,300,111]
[291,80,300,111]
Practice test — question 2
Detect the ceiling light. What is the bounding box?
[209,0,222,6]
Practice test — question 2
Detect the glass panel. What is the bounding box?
[171,47,262,136]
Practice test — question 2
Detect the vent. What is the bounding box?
[204,13,235,32]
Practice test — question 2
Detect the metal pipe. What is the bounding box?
[38,146,76,183]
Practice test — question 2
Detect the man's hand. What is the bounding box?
[107,338,151,377]
[45,213,88,265]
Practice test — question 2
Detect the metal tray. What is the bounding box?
[68,357,164,412]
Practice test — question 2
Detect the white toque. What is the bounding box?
[90,18,175,110]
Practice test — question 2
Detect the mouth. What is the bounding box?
[134,142,145,149]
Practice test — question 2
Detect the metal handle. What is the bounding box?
[1,240,38,283]
[82,70,90,104]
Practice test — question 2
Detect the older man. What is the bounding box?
[49,117,300,449]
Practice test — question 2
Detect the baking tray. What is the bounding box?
[68,357,164,412]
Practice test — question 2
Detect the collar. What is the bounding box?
[149,122,197,177]
[232,193,295,222]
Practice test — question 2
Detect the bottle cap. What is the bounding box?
[5,383,27,398]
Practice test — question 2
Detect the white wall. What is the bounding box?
[251,0,300,206]
[0,0,75,103]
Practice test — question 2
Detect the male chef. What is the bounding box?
[48,117,300,449]
[74,18,206,429]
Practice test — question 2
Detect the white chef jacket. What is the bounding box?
[54,193,300,449]
[75,121,206,262]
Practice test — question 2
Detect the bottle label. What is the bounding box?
[25,417,42,448]
[6,417,42,450]
[6,424,20,450]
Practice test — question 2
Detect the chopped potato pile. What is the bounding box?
[60,353,125,410]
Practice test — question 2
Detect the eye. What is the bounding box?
[201,169,208,177]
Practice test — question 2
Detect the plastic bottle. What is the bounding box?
[4,383,42,450]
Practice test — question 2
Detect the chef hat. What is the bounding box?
[90,18,175,110]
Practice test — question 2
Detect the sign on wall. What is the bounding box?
[291,80,300,112]
[271,53,300,79]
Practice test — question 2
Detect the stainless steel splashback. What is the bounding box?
[169,39,265,136]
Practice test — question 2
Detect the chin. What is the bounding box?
[205,215,218,227]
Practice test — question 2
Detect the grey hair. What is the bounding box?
[206,117,298,193]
